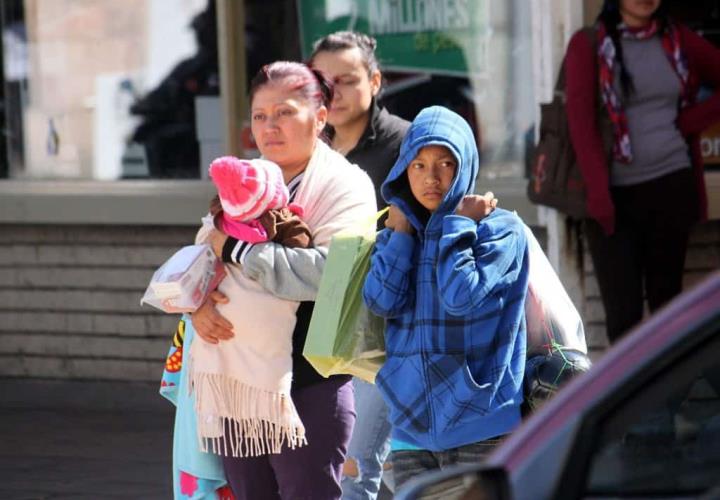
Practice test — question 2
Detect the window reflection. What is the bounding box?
[297,0,535,182]
[586,349,720,496]
[1,0,535,182]
[128,1,219,179]
[0,0,219,180]
[1,0,27,178]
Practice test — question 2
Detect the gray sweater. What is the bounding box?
[611,35,691,186]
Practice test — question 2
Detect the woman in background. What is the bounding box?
[566,0,720,342]
[309,31,409,500]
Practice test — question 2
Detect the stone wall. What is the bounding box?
[0,224,195,381]
[0,221,716,382]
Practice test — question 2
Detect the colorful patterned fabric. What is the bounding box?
[597,20,690,163]
[160,315,234,499]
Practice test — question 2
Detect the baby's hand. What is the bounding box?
[385,205,414,234]
[456,192,498,222]
[209,195,223,216]
[208,228,228,258]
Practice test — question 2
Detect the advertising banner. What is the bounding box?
[297,0,490,76]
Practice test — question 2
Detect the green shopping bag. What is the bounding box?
[303,211,387,383]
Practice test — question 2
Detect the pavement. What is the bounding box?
[0,378,393,500]
[1,379,174,499]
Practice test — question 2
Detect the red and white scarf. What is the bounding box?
[597,20,690,163]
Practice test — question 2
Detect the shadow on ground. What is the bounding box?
[1,379,173,499]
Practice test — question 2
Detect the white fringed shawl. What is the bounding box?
[190,140,376,457]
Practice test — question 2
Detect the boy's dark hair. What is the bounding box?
[309,31,380,75]
[596,0,670,96]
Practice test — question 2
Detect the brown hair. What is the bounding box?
[309,31,379,75]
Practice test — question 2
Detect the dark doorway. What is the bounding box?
[0,0,26,179]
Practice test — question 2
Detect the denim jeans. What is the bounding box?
[341,378,392,500]
[391,437,503,494]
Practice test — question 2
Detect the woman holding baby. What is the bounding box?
[191,61,376,499]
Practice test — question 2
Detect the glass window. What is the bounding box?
[296,0,535,182]
[583,329,720,497]
[3,1,537,182]
[0,0,219,180]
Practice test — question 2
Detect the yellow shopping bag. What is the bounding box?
[303,210,387,383]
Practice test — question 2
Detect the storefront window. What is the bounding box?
[0,0,219,180]
[2,0,537,182]
[297,0,536,181]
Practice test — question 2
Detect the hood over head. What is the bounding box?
[381,106,479,230]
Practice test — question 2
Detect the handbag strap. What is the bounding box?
[555,27,613,147]
[555,27,601,107]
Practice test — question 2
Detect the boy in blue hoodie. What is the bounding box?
[362,106,530,488]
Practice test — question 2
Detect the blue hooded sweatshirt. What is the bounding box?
[362,106,529,451]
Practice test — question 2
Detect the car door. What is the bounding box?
[554,312,720,499]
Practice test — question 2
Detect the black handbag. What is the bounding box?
[527,27,613,219]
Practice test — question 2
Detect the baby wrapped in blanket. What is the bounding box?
[191,156,312,457]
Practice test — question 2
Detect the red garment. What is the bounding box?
[565,23,720,235]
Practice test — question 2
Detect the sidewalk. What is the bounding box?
[0,378,174,499]
[0,378,393,499]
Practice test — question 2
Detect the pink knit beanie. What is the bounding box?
[209,156,289,222]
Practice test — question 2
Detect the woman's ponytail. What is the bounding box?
[309,66,334,109]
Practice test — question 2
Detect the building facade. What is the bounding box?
[0,0,718,381]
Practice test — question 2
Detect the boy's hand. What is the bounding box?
[456,192,498,221]
[208,228,228,258]
[385,205,414,234]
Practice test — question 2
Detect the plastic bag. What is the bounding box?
[523,224,587,356]
[522,348,591,414]
[521,225,591,414]
[303,211,387,383]
[141,244,226,314]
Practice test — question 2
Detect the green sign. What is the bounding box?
[298,0,489,76]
